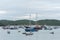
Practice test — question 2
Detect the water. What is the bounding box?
[0,26,60,40]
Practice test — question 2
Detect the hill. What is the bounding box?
[0,19,60,26]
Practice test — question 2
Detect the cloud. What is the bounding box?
[25,0,60,10]
[0,10,7,14]
[0,0,60,20]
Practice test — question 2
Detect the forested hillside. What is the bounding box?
[0,19,60,26]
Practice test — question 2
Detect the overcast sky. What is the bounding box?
[0,0,60,20]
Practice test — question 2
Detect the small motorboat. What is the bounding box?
[50,32,54,34]
[22,32,33,36]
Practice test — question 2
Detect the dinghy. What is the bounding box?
[50,32,54,34]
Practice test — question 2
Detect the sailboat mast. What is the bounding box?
[29,13,31,27]
[35,13,38,25]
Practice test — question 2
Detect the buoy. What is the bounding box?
[7,31,10,34]
[18,31,20,32]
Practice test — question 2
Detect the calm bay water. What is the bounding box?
[0,26,60,40]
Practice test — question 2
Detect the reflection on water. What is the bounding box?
[0,26,60,40]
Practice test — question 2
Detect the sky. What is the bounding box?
[0,0,60,20]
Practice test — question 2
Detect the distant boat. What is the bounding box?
[9,25,18,30]
[22,32,33,36]
[9,27,18,30]
[2,25,18,30]
[19,25,24,29]
[50,32,54,34]
[25,27,38,32]
[7,31,10,34]
[24,26,30,28]
[2,26,10,29]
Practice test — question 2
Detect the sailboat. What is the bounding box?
[24,13,40,32]
[22,13,33,35]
